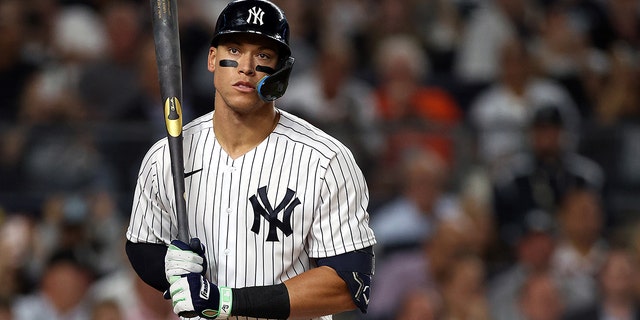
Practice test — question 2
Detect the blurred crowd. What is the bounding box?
[0,0,639,319]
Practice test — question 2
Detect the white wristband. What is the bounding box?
[218,287,233,319]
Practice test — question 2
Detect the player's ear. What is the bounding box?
[207,47,217,72]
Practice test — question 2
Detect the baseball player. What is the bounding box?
[125,1,376,319]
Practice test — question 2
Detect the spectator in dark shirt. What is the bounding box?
[492,103,605,249]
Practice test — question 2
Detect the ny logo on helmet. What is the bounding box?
[247,6,265,25]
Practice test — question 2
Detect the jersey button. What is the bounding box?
[224,249,231,255]
[226,208,232,214]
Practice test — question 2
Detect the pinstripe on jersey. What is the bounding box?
[126,109,376,320]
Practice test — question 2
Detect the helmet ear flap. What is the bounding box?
[257,57,295,101]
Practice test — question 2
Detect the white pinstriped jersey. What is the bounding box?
[126,109,376,320]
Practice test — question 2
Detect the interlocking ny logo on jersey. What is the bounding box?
[250,186,300,241]
[247,6,265,25]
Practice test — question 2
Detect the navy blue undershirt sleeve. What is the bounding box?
[125,240,170,292]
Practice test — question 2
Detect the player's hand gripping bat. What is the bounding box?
[150,0,189,244]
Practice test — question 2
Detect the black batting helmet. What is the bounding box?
[211,0,295,101]
[211,0,291,58]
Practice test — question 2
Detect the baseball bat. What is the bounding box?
[150,0,189,243]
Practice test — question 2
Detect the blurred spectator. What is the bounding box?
[193,0,230,28]
[368,0,417,38]
[90,263,178,320]
[370,147,457,255]
[627,222,640,303]
[580,44,640,220]
[366,219,471,320]
[13,249,95,320]
[0,2,121,213]
[8,191,125,293]
[392,288,442,320]
[605,0,640,51]
[20,124,116,198]
[83,191,127,277]
[5,107,118,212]
[105,31,177,193]
[531,4,596,117]
[90,299,123,320]
[564,247,640,320]
[467,37,581,169]
[17,68,87,124]
[278,36,382,176]
[78,1,144,121]
[456,168,496,261]
[517,271,565,320]
[2,60,91,212]
[0,0,40,121]
[488,212,557,320]
[0,214,35,298]
[333,0,463,77]
[0,126,28,199]
[49,4,107,83]
[85,36,183,201]
[28,194,91,283]
[551,186,609,314]
[454,0,540,85]
[439,253,491,320]
[18,0,59,65]
[370,34,462,198]
[415,0,464,76]
[535,0,619,52]
[590,44,640,127]
[492,103,605,248]
[361,0,425,73]
[272,0,318,76]
[315,0,369,74]
[0,297,12,320]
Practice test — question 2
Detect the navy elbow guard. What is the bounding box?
[317,246,374,313]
